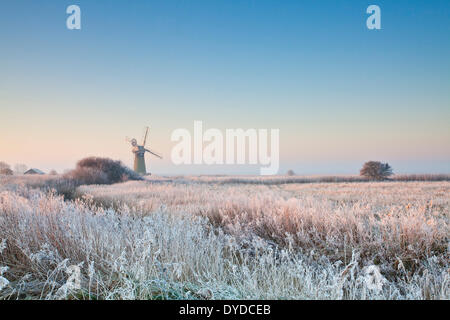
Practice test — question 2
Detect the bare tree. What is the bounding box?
[49,169,58,175]
[0,161,10,171]
[14,164,28,174]
[360,161,393,180]
[287,169,296,176]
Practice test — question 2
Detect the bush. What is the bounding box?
[66,157,141,185]
[0,161,10,171]
[67,167,109,185]
[39,157,141,199]
[360,161,393,180]
[44,177,80,200]
[0,168,13,176]
[286,169,295,176]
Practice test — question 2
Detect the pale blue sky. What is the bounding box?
[0,0,449,174]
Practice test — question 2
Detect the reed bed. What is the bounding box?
[0,175,448,299]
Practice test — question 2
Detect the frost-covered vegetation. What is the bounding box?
[0,175,448,300]
[0,157,141,200]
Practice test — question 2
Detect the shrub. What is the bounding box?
[66,157,141,185]
[0,168,13,176]
[286,170,295,176]
[35,158,141,199]
[44,177,80,199]
[0,162,10,171]
[360,161,393,180]
[66,167,109,185]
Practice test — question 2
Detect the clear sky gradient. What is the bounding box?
[1,0,449,174]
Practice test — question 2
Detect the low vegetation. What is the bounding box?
[0,174,448,300]
[16,157,142,200]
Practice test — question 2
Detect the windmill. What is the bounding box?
[126,126,162,175]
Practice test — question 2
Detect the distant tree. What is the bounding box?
[0,168,13,175]
[14,163,28,174]
[0,161,10,171]
[49,169,58,175]
[360,161,393,180]
[379,162,393,177]
[287,169,296,176]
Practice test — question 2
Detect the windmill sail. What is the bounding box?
[145,148,162,159]
[142,126,149,146]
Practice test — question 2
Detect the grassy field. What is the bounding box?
[0,175,448,299]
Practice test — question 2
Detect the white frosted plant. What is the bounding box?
[52,264,82,300]
[0,266,9,291]
[362,265,386,293]
[0,239,9,292]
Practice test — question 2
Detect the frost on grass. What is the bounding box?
[0,177,449,300]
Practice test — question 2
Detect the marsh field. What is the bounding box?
[0,174,448,300]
